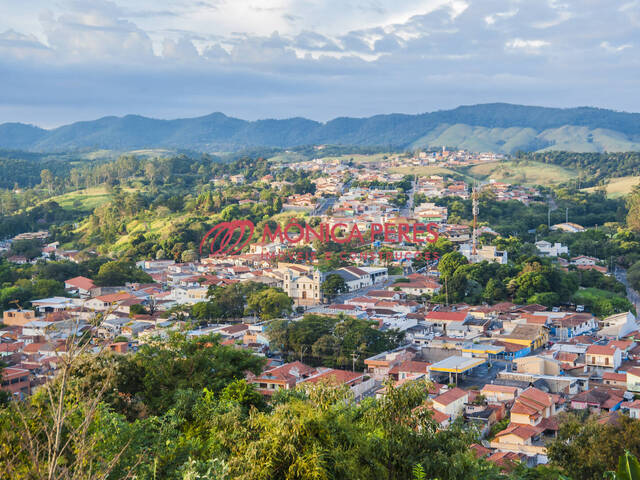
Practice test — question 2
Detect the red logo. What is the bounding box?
[199,220,255,256]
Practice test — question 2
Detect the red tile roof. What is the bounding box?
[495,423,541,440]
[425,311,468,322]
[64,276,95,291]
[587,344,618,356]
[433,387,468,406]
[304,369,363,385]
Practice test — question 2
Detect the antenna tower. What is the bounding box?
[472,182,479,255]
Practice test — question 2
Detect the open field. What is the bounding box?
[465,160,575,185]
[389,165,463,177]
[584,175,640,198]
[319,153,394,164]
[268,152,308,163]
[49,186,115,210]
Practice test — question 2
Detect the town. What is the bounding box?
[2,147,640,476]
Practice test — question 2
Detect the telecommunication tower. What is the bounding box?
[472,183,479,255]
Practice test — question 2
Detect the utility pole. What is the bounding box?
[445,276,449,306]
[472,182,479,256]
[565,208,568,223]
[547,207,551,228]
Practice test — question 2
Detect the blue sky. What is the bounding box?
[0,0,638,127]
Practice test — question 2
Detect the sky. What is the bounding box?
[0,0,639,127]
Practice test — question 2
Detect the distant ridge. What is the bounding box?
[2,103,640,153]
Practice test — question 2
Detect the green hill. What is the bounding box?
[3,103,640,153]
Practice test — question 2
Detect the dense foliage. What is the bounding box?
[267,313,404,370]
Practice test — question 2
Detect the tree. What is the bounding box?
[181,249,198,263]
[246,288,293,320]
[548,413,640,480]
[128,303,147,317]
[0,317,139,480]
[321,273,348,302]
[629,261,640,292]
[0,361,10,406]
[70,168,81,192]
[482,277,507,303]
[94,261,152,287]
[438,251,468,280]
[627,185,640,232]
[9,239,42,260]
[607,451,640,480]
[40,169,54,194]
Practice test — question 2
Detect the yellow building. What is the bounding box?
[500,324,549,350]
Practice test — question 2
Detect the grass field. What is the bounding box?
[584,176,640,198]
[318,153,394,164]
[267,152,308,163]
[389,165,464,177]
[49,186,115,211]
[465,160,575,185]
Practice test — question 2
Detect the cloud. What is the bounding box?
[600,41,632,53]
[505,38,550,51]
[0,0,639,126]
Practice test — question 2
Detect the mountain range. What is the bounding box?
[2,103,640,153]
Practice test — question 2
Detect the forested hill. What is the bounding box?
[3,103,640,153]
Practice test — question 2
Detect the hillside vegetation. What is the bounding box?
[4,103,640,153]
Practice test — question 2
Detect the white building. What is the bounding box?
[459,244,508,264]
[535,241,568,257]
[599,312,639,339]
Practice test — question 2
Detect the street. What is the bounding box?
[614,266,640,313]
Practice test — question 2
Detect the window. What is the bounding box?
[259,383,267,389]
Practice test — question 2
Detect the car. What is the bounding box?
[576,305,585,312]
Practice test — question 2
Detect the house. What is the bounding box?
[2,309,36,327]
[425,311,471,331]
[84,293,137,311]
[514,356,561,376]
[459,244,508,264]
[550,313,597,340]
[492,424,544,454]
[480,384,520,402]
[585,344,622,371]
[30,297,77,314]
[364,347,416,380]
[64,276,96,297]
[249,361,317,395]
[510,387,555,426]
[620,399,640,419]
[571,255,598,266]
[329,266,374,292]
[389,360,431,380]
[551,223,585,233]
[602,372,627,389]
[500,324,549,350]
[570,388,624,412]
[1,367,31,397]
[390,278,441,296]
[626,367,640,393]
[599,312,639,339]
[432,387,469,419]
[535,241,568,257]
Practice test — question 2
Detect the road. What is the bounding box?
[456,359,511,389]
[313,196,336,215]
[614,266,640,313]
[400,175,417,217]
